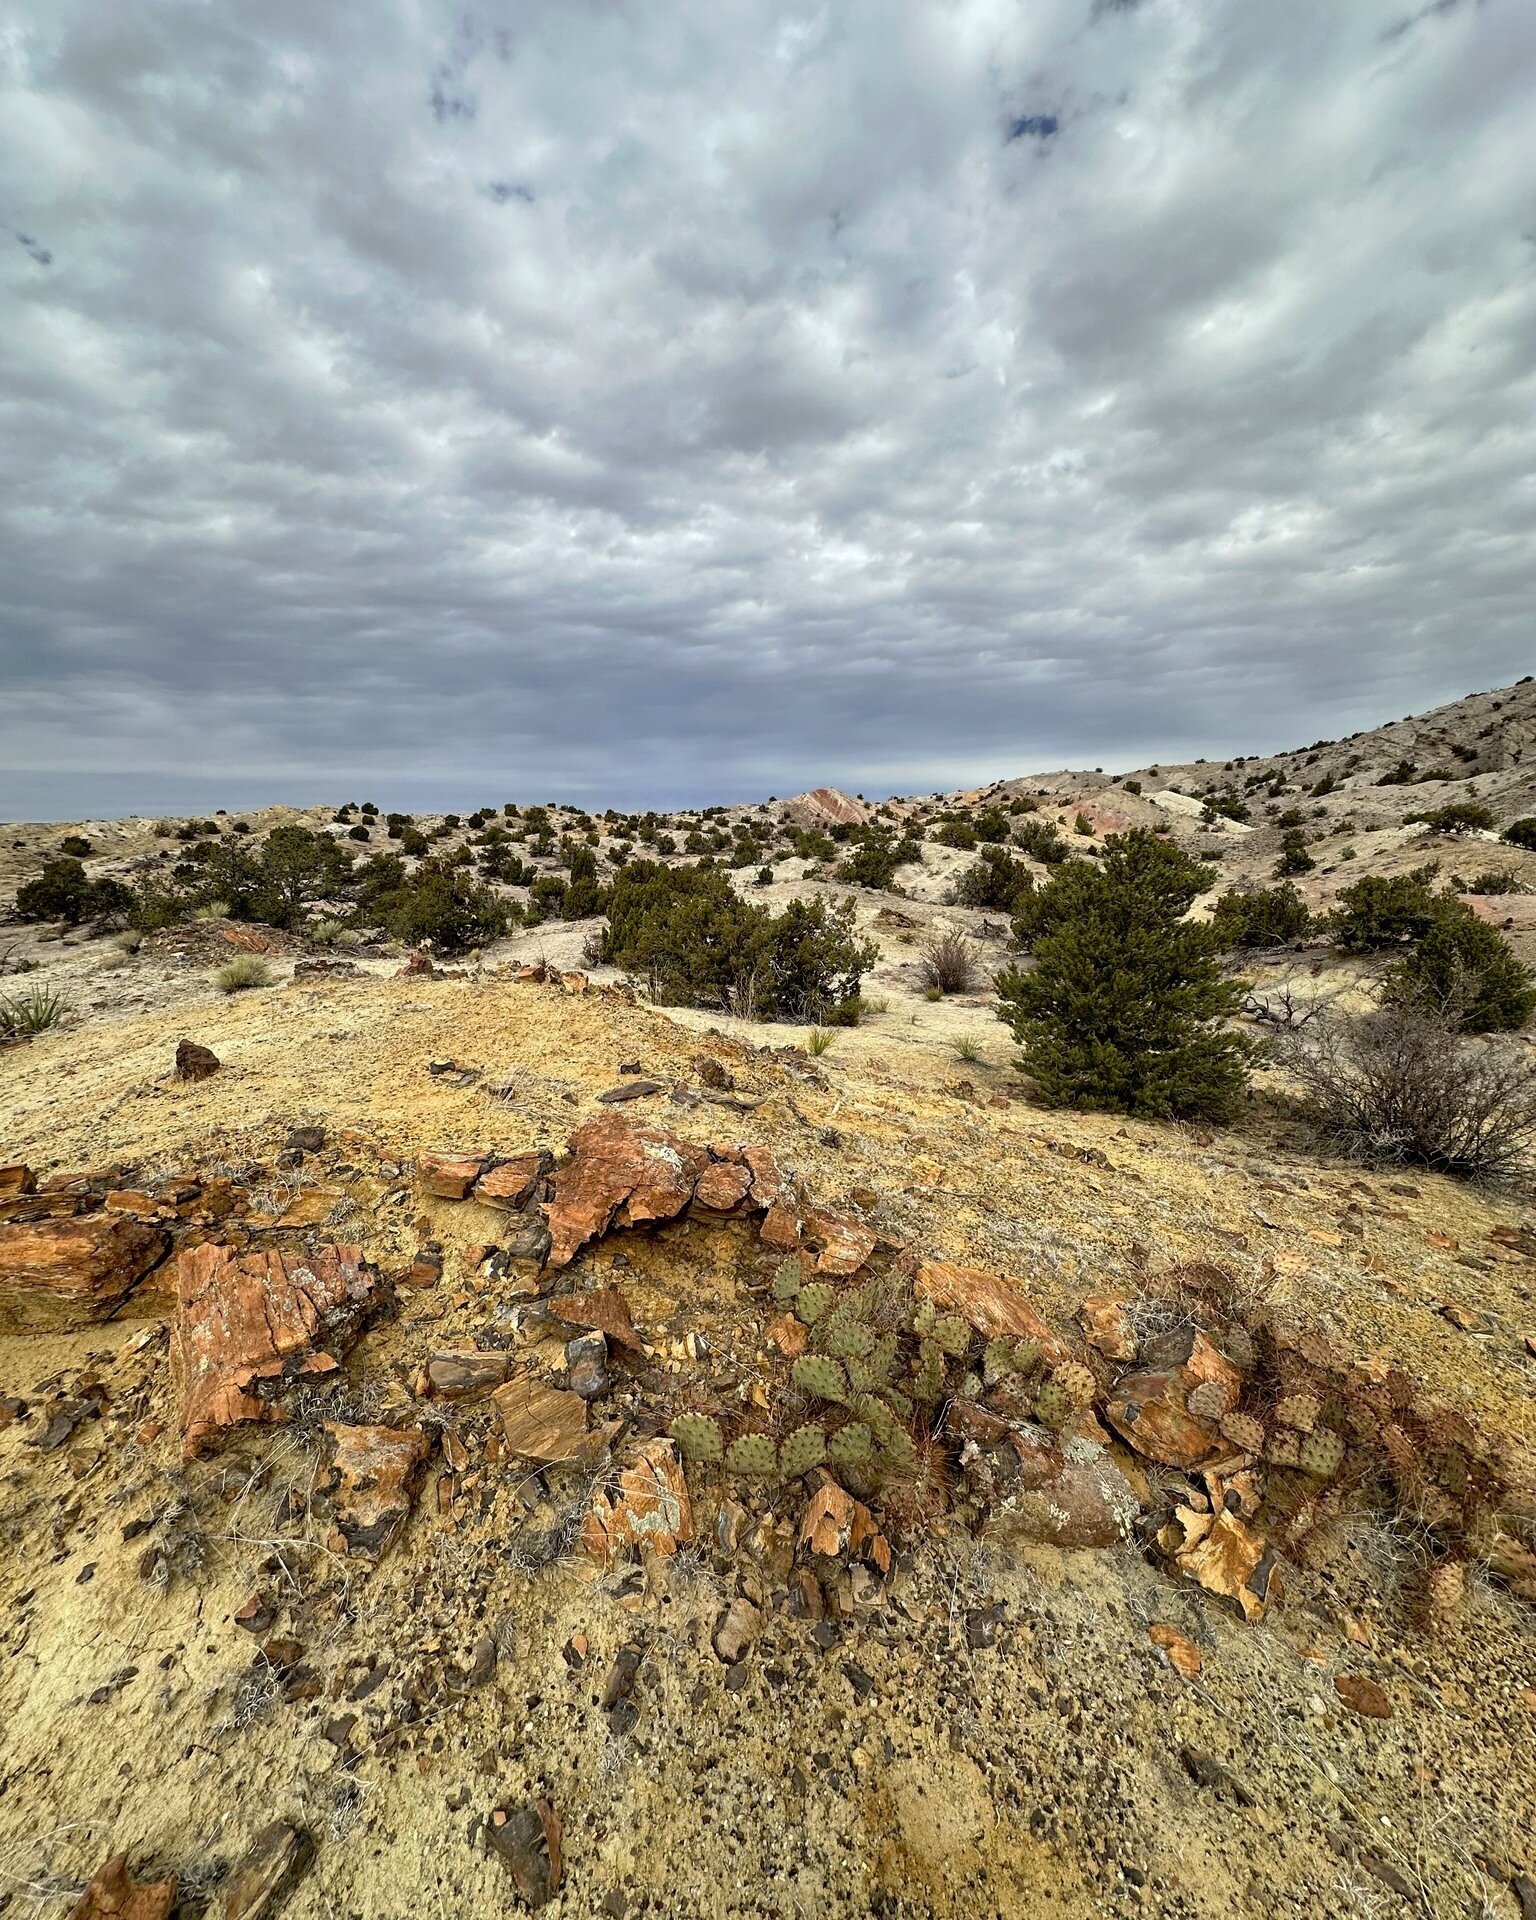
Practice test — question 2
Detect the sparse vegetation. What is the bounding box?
[0,983,66,1039]
[213,955,272,993]
[916,931,979,996]
[1210,882,1313,950]
[1285,997,1536,1184]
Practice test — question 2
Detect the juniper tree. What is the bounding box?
[995,830,1252,1119]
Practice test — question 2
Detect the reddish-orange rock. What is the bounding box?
[758,1200,803,1252]
[492,1375,590,1463]
[171,1242,380,1456]
[542,1115,709,1267]
[0,1214,168,1334]
[741,1145,784,1208]
[1104,1331,1242,1469]
[692,1161,753,1212]
[0,1165,36,1195]
[417,1151,488,1200]
[545,1286,642,1350]
[809,1207,877,1276]
[322,1423,429,1560]
[581,1439,693,1559]
[914,1260,1067,1357]
[798,1478,891,1571]
[66,1854,176,1920]
[417,1351,514,1400]
[1079,1291,1140,1362]
[473,1151,551,1210]
[1334,1674,1393,1720]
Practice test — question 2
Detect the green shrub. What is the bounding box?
[213,956,272,993]
[1274,829,1315,877]
[933,820,977,851]
[59,835,92,859]
[1122,778,1142,795]
[602,863,874,1020]
[1211,882,1312,950]
[1406,802,1497,836]
[1501,817,1536,851]
[954,846,1034,912]
[561,846,608,920]
[995,830,1251,1119]
[836,826,902,890]
[1013,819,1069,867]
[1386,906,1535,1032]
[15,859,133,926]
[364,857,510,953]
[0,984,66,1039]
[1329,873,1440,951]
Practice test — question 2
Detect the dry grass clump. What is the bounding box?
[917,930,979,996]
[213,955,273,994]
[1283,997,1536,1184]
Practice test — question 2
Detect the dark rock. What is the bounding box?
[219,1820,315,1920]
[286,1127,326,1154]
[565,1332,609,1400]
[596,1080,665,1104]
[486,1800,562,1908]
[174,1040,220,1082]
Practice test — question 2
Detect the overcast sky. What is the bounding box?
[3,0,1533,819]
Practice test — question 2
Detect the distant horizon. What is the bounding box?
[2,669,1522,826]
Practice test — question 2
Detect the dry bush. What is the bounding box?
[1282,995,1536,1184]
[917,930,978,995]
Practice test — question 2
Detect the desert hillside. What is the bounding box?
[2,683,1535,1920]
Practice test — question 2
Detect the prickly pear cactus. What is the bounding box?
[1297,1426,1345,1479]
[854,1393,898,1448]
[827,1317,875,1360]
[1051,1360,1096,1410]
[912,1297,937,1338]
[779,1423,827,1478]
[1220,1410,1266,1454]
[879,1383,914,1424]
[828,1422,873,1470]
[1034,1379,1071,1430]
[879,1425,918,1473]
[792,1354,849,1404]
[867,1334,899,1385]
[932,1315,970,1358]
[958,1372,982,1399]
[771,1260,803,1304]
[1265,1429,1303,1469]
[1275,1392,1320,1435]
[795,1282,835,1326]
[724,1432,779,1479]
[911,1339,946,1403]
[669,1413,724,1463]
[1188,1378,1234,1423]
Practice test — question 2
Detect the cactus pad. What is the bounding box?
[827,1317,875,1360]
[1188,1378,1234,1422]
[828,1422,873,1469]
[931,1315,970,1358]
[1297,1426,1345,1479]
[1220,1411,1265,1454]
[779,1423,827,1478]
[669,1413,724,1463]
[911,1297,937,1337]
[795,1282,835,1325]
[1034,1380,1072,1430]
[1275,1392,1320,1435]
[771,1260,803,1303]
[1051,1361,1097,1410]
[724,1432,779,1479]
[792,1354,849,1404]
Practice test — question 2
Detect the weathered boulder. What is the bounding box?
[472,1151,551,1210]
[0,1214,168,1334]
[416,1151,487,1200]
[914,1259,1067,1357]
[492,1374,590,1464]
[581,1439,693,1560]
[982,1431,1141,1550]
[171,1242,380,1455]
[692,1161,753,1212]
[1103,1330,1242,1469]
[322,1423,429,1560]
[543,1115,709,1267]
[173,1039,220,1082]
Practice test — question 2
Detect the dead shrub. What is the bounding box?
[917,931,978,996]
[1282,995,1536,1184]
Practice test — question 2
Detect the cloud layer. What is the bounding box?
[3,0,1533,816]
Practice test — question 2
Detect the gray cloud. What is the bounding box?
[2,0,1533,818]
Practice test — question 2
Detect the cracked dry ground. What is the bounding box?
[1,969,1535,1920]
